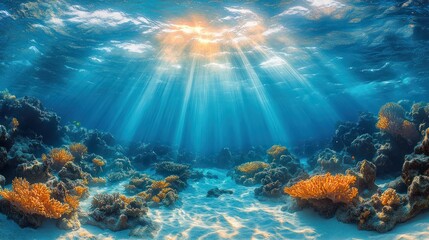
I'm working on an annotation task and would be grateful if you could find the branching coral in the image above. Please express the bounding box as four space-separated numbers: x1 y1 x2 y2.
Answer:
236 161 269 175
267 145 287 160
0 178 70 218
69 143 88 159
50 148 74 166
284 173 358 204
74 186 88 198
376 103 418 141
90 177 107 185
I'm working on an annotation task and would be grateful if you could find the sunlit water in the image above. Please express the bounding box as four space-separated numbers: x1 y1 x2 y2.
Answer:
1 0 428 152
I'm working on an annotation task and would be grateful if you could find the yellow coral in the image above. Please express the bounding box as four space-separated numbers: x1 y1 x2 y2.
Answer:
0 178 70 218
137 192 150 201
50 148 74 165
92 158 105 167
165 175 180 183
69 143 88 159
151 180 170 190
284 173 358 204
380 188 401 206
267 145 287 160
236 161 269 174
41 153 48 162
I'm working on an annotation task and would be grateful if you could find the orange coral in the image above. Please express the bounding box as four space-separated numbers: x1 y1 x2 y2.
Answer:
380 188 401 206
119 195 135 205
50 148 74 165
376 103 418 141
267 145 287 160
11 117 19 131
74 186 88 198
236 161 269 175
284 173 358 204
0 178 70 218
151 180 170 190
92 158 105 167
152 196 161 203
64 194 79 212
69 143 88 159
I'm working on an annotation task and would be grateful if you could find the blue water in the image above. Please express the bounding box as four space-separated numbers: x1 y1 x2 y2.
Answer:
0 0 428 153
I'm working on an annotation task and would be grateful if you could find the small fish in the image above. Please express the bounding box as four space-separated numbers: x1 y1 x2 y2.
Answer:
72 121 81 127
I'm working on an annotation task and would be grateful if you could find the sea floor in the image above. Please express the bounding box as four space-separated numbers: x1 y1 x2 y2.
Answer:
1 168 428 240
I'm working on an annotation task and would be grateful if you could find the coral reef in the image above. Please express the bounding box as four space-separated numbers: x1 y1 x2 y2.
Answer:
154 161 191 180
69 143 88 160
0 96 63 144
284 173 358 204
267 145 287 161
376 103 419 143
82 193 156 233
0 178 71 228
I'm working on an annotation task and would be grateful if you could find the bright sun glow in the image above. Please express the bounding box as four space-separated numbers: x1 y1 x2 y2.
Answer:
157 15 266 63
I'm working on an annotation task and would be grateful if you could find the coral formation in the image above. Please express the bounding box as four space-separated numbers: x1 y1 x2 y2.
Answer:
267 145 287 161
376 103 419 142
49 148 74 168
69 143 88 160
284 173 358 204
0 178 69 221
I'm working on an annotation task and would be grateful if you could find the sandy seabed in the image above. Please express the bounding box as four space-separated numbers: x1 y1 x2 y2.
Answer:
1 168 428 240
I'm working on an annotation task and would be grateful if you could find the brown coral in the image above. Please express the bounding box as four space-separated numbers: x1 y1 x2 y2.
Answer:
284 173 358 204
0 178 70 218
376 103 418 141
236 161 269 175
267 145 287 160
69 143 88 159
92 158 105 167
151 180 170 190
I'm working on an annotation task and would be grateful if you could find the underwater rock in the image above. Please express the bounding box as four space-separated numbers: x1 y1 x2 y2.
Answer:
309 148 350 173
206 187 233 198
63 124 88 143
216 147 233 169
385 177 407 194
0 146 7 170
401 153 429 185
0 199 45 228
373 136 414 176
0 125 13 150
0 174 5 187
254 180 283 200
410 103 429 130
345 160 377 197
347 134 376 161
56 212 80 230
414 128 429 156
133 152 157 168
83 130 119 158
0 96 63 144
83 193 149 232
331 112 377 151
107 158 137 182
16 160 53 184
58 162 90 181
152 144 171 156
154 161 191 180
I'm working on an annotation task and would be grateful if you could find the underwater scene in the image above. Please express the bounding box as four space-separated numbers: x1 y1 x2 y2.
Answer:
1 0 429 239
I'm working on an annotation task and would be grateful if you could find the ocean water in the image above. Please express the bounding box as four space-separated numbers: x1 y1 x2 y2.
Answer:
1 0 428 152
1 0 429 239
